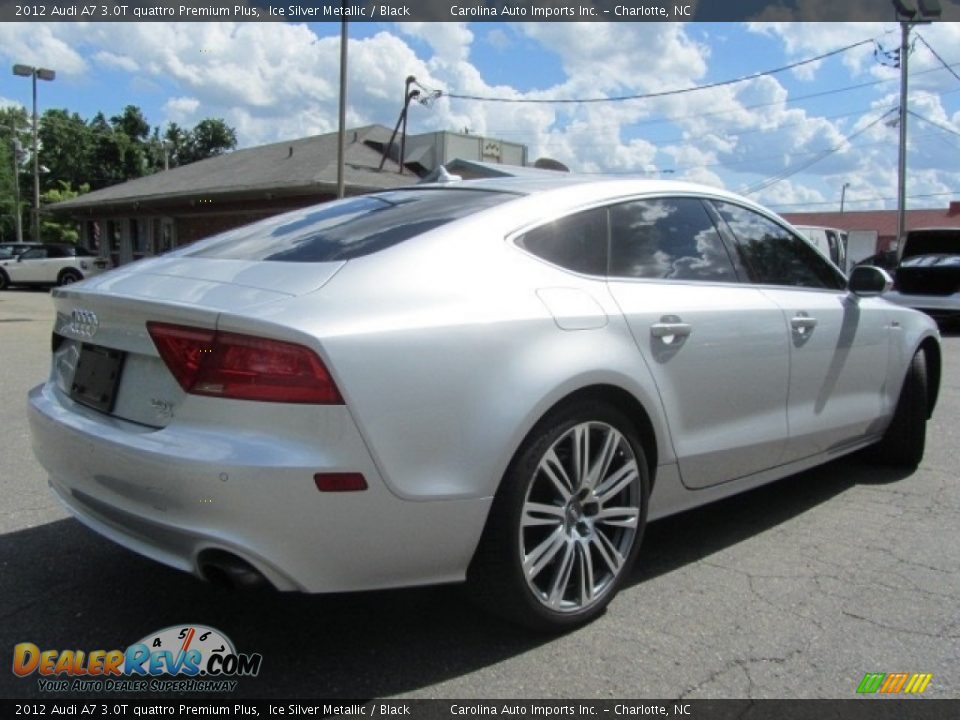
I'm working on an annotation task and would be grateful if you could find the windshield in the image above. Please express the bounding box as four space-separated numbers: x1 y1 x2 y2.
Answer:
177 189 517 263
902 229 960 258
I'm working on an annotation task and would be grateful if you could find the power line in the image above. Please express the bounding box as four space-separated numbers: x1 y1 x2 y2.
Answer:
426 38 876 105
478 61 960 140
740 108 898 196
768 189 960 210
916 33 960 86
908 109 960 140
530 105 898 154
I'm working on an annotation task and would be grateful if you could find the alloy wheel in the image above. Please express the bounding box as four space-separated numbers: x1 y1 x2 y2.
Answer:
518 421 642 613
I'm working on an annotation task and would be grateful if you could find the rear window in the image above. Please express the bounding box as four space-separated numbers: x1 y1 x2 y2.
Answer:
902 230 960 258
179 189 516 262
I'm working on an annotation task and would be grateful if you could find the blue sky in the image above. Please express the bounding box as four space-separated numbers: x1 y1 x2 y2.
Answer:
1 20 959 212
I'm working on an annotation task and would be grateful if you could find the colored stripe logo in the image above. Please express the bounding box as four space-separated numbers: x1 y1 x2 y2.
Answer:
857 672 933 694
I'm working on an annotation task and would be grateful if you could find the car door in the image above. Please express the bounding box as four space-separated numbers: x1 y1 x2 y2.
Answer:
711 201 891 463
605 196 790 489
9 247 49 282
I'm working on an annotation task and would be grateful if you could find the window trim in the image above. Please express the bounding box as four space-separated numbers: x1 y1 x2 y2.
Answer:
708 199 848 293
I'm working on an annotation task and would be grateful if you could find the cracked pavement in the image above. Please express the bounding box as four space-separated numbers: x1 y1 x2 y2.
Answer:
1 289 957 699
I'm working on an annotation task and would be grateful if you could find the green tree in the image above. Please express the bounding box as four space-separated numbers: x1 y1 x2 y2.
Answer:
38 109 93 192
0 106 30 242
182 118 237 164
28 105 238 204
39 180 89 243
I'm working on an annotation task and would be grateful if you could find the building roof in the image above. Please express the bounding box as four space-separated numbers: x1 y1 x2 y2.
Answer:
51 124 416 213
782 202 960 236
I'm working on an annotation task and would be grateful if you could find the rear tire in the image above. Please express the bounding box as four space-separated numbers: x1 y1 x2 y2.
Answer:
467 400 650 631
876 350 928 468
58 269 82 286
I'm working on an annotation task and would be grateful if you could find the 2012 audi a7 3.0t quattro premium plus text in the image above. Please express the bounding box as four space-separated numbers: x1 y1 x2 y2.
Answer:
28 177 940 630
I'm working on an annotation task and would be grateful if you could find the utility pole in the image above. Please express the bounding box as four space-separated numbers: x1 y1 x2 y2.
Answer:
896 19 909 249
892 0 941 256
336 15 348 199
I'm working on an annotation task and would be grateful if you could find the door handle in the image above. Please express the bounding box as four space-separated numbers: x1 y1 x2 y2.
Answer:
651 317 692 342
790 314 818 336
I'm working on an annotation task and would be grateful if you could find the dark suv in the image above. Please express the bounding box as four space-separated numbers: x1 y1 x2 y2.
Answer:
884 228 960 324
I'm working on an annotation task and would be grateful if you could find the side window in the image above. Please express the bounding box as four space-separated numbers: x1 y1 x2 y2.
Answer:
609 197 739 282
516 207 608 276
712 202 845 290
19 248 48 260
46 246 69 258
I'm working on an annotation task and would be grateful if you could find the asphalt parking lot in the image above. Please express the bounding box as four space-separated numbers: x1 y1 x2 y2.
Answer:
1 288 958 700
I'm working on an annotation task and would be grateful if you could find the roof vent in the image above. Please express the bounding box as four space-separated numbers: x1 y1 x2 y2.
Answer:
949 201 960 216
288 146 293 158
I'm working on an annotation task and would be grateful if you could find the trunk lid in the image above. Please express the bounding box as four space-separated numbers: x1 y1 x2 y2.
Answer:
50 258 344 428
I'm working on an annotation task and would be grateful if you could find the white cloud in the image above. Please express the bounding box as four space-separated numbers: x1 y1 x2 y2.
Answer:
396 22 473 64
0 23 88 75
163 96 201 124
93 51 138 72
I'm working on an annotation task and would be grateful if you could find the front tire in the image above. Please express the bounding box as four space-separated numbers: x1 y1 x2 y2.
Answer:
0 269 8 290
468 401 650 631
876 350 928 468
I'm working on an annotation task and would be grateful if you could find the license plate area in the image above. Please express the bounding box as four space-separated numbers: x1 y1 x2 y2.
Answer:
70 343 126 413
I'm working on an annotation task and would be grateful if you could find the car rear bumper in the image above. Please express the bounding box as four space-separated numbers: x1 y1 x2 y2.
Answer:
28 382 491 593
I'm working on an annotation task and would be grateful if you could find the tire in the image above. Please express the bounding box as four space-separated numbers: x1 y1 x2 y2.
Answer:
0 269 8 291
876 350 928 468
467 400 650 631
58 269 82 286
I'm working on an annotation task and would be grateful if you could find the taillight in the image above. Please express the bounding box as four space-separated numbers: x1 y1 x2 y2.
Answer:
147 322 343 404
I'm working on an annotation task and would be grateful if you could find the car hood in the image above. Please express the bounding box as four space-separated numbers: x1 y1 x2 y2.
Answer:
57 256 346 311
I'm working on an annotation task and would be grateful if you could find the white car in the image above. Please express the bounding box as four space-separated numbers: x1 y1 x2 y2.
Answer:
0 243 111 290
792 225 848 272
27 177 940 630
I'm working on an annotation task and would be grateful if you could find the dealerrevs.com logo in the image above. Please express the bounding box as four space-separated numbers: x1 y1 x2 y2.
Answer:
13 625 262 693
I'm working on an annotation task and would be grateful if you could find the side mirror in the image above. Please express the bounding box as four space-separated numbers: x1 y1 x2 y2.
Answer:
848 265 893 297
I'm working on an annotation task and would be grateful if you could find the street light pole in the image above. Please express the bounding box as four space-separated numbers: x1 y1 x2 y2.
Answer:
12 63 56 243
840 182 851 213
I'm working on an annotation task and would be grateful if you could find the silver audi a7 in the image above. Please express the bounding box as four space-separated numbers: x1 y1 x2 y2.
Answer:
28 176 940 630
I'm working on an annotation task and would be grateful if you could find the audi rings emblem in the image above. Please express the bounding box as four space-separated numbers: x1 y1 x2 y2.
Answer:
68 309 100 339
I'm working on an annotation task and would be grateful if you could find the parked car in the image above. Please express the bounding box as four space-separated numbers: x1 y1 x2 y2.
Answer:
27 177 940 630
792 225 848 271
884 228 960 326
0 242 43 260
0 243 112 290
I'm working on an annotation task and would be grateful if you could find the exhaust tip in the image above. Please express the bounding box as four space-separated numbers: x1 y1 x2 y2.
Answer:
198 550 273 591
